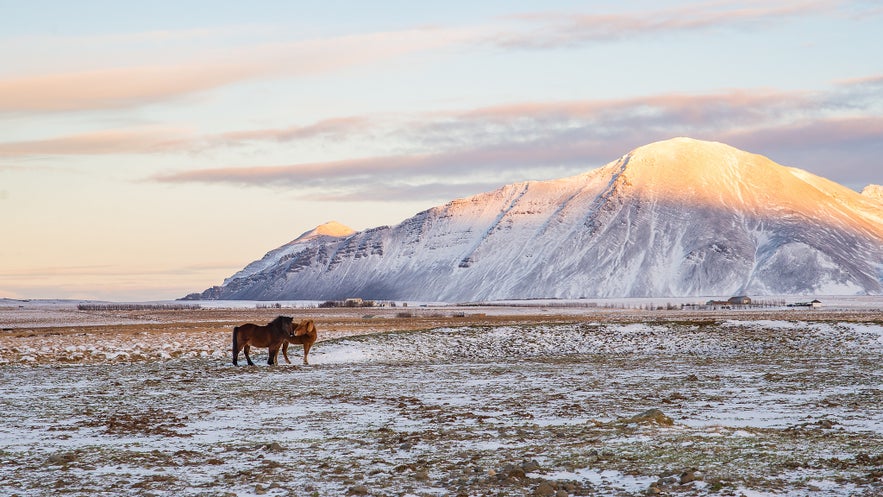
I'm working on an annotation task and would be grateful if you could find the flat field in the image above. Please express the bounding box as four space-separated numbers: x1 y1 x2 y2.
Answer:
1 301 881 496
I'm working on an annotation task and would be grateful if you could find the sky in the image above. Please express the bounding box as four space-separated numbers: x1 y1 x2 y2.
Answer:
1 0 882 301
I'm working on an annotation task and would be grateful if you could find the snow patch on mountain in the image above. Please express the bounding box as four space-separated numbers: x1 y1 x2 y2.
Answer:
862 184 883 203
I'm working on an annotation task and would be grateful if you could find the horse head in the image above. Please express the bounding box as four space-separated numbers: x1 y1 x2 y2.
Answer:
270 315 296 338
294 319 316 337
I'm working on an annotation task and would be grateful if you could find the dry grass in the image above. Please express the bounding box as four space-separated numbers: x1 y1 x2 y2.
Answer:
2 304 881 364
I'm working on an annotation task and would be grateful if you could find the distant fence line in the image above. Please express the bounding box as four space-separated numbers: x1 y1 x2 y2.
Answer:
462 301 599 308
76 299 792 313
465 299 789 310
77 303 202 311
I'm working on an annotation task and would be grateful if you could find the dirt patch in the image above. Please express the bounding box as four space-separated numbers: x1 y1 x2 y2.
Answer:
82 407 191 438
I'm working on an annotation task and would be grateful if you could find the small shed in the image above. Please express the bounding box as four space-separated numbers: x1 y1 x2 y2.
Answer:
728 296 752 306
810 299 822 309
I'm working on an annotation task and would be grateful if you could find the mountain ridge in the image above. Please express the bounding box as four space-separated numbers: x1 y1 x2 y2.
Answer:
188 137 883 301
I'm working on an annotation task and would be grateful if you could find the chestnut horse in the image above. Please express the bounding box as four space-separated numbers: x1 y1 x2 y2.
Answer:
281 319 318 365
232 316 295 366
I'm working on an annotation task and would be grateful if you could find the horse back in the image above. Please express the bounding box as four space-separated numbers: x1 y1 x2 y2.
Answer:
235 323 273 348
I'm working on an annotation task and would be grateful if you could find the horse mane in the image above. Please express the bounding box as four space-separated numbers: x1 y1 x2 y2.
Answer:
270 315 293 326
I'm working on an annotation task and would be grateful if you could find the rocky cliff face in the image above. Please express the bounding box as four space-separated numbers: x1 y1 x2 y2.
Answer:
187 138 883 301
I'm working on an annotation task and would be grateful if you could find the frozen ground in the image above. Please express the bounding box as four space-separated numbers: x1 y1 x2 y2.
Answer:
0 319 881 496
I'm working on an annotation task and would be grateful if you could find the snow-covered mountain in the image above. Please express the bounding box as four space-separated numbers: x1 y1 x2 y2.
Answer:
188 138 883 301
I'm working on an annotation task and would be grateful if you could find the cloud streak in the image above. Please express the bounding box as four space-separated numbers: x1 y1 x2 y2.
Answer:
206 117 373 148
0 116 376 158
491 0 844 48
0 28 467 113
0 127 192 156
0 64 256 113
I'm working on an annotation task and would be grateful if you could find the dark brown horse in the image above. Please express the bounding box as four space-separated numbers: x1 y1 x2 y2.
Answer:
232 316 295 366
281 319 318 365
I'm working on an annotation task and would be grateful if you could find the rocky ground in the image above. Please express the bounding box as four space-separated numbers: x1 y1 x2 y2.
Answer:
0 304 881 496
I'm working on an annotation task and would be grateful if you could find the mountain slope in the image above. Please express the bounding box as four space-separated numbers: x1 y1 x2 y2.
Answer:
189 138 883 301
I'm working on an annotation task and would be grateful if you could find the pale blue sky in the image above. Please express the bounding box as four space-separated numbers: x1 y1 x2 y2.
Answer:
1 0 881 300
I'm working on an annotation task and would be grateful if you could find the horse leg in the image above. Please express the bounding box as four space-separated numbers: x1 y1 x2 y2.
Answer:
232 329 240 366
268 344 280 365
244 344 255 366
281 342 291 364
302 342 313 365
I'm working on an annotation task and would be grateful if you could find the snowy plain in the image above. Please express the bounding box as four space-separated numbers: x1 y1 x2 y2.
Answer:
0 301 881 496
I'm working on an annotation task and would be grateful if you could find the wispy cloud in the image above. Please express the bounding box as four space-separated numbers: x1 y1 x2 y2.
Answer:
490 0 844 48
205 116 372 148
0 27 468 113
724 115 883 150
0 116 375 157
0 63 255 113
312 181 510 203
721 115 883 187
0 127 192 156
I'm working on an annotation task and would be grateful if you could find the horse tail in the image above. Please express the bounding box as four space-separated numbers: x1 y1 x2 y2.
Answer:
232 326 240 365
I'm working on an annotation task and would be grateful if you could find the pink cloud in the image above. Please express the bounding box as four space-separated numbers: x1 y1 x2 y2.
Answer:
0 28 467 113
457 89 806 124
209 116 371 147
153 154 439 186
0 117 373 157
0 63 257 113
834 74 883 86
151 136 649 189
723 115 883 150
0 127 192 156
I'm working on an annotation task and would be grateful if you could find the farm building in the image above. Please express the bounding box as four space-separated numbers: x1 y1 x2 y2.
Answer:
787 299 823 309
705 296 752 307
